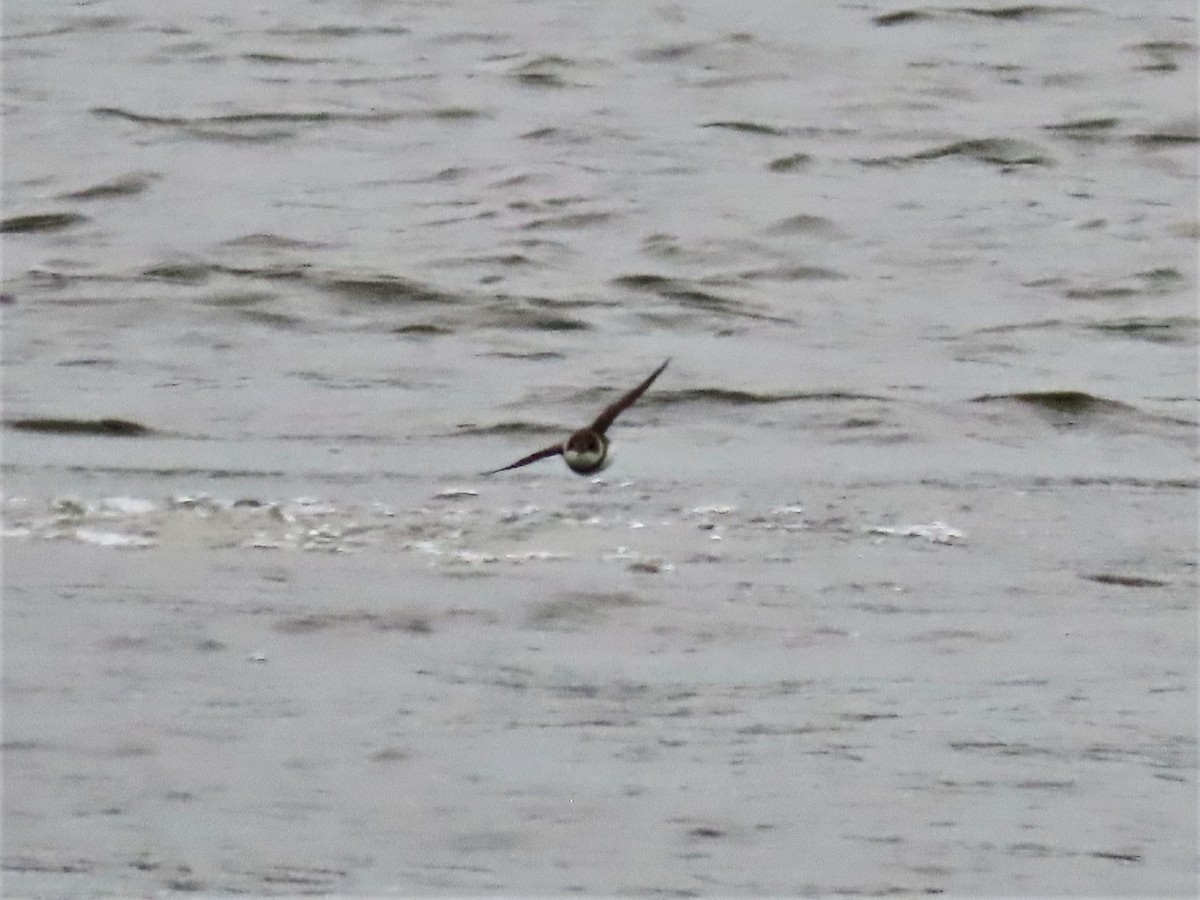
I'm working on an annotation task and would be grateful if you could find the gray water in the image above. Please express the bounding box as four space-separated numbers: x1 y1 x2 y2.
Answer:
3 1 1197 896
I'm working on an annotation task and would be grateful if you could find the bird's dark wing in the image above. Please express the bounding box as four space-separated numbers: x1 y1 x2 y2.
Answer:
481 442 563 475
589 358 670 435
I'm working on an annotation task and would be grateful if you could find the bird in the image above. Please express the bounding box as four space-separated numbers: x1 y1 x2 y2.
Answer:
482 358 669 476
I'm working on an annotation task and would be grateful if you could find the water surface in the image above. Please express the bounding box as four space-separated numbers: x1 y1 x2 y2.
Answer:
3 0 1197 895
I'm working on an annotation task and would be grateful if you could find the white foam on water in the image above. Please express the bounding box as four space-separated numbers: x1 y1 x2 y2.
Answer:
74 528 156 549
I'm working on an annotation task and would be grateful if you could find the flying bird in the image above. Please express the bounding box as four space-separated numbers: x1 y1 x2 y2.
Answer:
483 358 669 476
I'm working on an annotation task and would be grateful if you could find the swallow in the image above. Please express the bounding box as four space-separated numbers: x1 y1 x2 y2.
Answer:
483 358 669 476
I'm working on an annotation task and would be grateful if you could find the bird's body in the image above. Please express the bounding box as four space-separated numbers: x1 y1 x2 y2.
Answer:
483 358 669 476
562 427 609 474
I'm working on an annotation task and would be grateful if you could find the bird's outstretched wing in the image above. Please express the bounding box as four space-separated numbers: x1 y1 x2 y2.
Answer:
590 358 670 435
481 442 563 475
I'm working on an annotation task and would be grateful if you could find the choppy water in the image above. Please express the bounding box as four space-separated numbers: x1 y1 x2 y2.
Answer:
3 1 1197 895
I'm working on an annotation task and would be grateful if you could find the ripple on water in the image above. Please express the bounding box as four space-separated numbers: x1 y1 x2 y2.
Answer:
970 391 1194 433
857 137 1055 168
58 172 159 200
6 417 154 437
0 212 88 233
